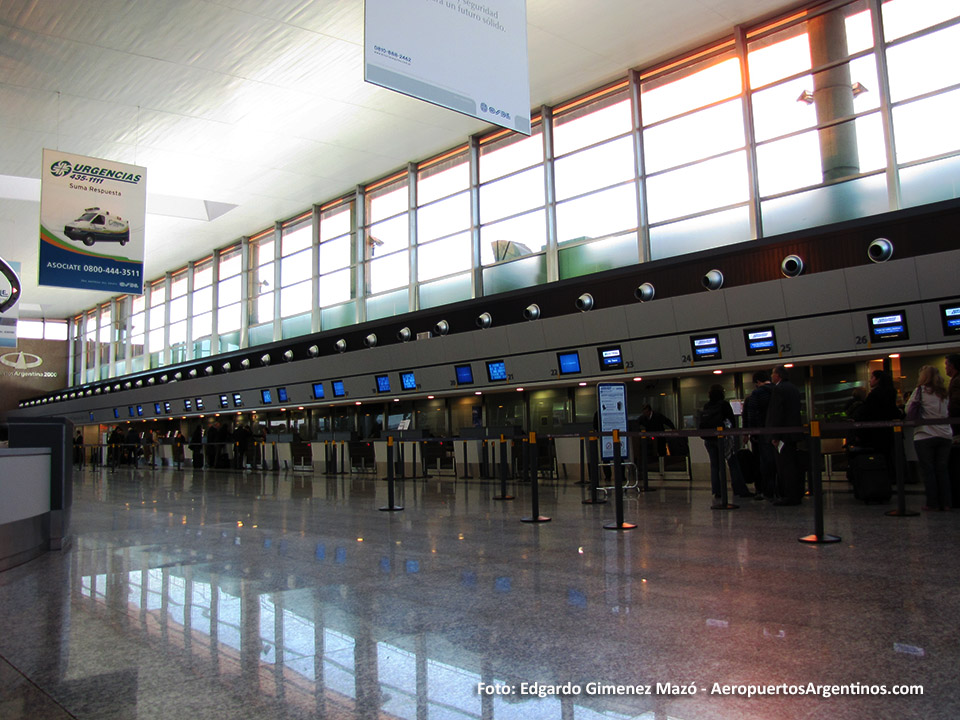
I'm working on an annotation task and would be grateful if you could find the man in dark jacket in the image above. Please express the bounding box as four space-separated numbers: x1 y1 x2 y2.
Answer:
744 369 776 499
766 365 803 505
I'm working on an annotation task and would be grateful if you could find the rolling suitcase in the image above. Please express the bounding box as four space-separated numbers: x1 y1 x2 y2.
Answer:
848 451 891 503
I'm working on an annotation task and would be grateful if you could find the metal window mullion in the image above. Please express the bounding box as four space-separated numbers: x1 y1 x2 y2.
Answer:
210 248 221 354
240 237 251 348
630 69 650 263
408 162 418 312
542 104 559 283
273 222 282 342
163 272 172 367
469 136 482 298
869 0 901 211
123 296 133 372
142 283 151 370
311 205 321 333
736 26 762 240
66 318 75 386
107 298 117 377
355 186 367 323
186 261 195 360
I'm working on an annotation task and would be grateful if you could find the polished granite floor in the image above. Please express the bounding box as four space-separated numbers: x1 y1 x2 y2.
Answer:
1 465 958 720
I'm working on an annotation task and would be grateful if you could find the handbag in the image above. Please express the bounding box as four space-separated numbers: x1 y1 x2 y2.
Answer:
905 389 923 422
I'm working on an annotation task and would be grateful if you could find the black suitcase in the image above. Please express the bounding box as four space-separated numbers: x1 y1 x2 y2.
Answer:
735 448 762 490
950 445 960 507
849 452 891 503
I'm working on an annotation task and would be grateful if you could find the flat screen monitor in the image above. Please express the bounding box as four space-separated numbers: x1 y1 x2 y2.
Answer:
232 393 243 407
941 303 960 336
455 364 474 385
184 399 192 411
154 403 162 415
195 398 204 410
375 375 391 393
744 327 777 356
486 360 507 382
690 334 722 360
128 406 135 418
89 412 95 422
277 387 288 403
557 351 581 375
219 394 229 409
163 402 171 414
312 383 325 399
261 389 272 404
113 408 120 419
597 345 623 371
332 380 346 398
401 371 416 390
868 310 908 343
136 405 143 417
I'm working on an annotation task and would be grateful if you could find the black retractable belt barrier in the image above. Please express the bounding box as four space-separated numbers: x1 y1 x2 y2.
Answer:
339 441 346 475
380 437 403 512
604 430 636 530
711 427 738 510
582 435 606 505
799 422 841 543
494 435 514 501
397 442 405 480
521 432 550 523
885 423 918 518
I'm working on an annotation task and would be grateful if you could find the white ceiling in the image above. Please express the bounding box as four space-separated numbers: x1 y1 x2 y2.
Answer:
0 0 798 320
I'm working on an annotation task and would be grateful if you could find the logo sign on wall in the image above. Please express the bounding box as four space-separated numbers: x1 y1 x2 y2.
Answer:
0 260 20 348
364 0 531 135
38 149 147 294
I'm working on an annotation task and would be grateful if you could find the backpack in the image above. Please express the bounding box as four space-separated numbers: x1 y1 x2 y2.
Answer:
698 402 725 430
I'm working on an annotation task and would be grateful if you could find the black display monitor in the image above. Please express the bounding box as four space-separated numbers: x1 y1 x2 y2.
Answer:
557 351 581 375
277 387 288 403
690 334 722 360
744 327 777 356
128 406 135 418
597 345 623 371
184 399 192 411
163 402 171 414
136 405 143 417
455 364 474 385
868 310 908 343
195 398 204 410
154 403 162 415
486 360 507 382
232 393 243 407
261 389 272 404
375 375 391 393
940 303 960 336
219 394 229 409
332 380 346 398
401 371 416 390
113 408 120 419
312 382 325 399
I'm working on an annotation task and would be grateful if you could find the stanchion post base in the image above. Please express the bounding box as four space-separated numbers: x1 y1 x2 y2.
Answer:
582 498 607 505
521 516 551 523
493 495 515 501
798 533 841 544
711 502 739 510
603 522 637 530
379 506 404 512
637 487 656 493
884 509 920 517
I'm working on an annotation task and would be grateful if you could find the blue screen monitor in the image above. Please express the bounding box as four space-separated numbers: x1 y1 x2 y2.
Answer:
486 360 507 382
163 402 171 414
557 351 581 375
868 310 908 342
690 334 722 360
455 364 474 385
277 387 288 403
942 304 960 336
332 380 346 398
128 406 135 418
597 345 623 371
312 383 325 399
232 393 243 407
401 371 416 390
261 389 272 404
219 394 229 408
154 403 162 415
195 398 204 410
113 408 120 419
89 412 95 422
744 327 777 356
136 405 143 417
184 399 192 411
375 375 391 393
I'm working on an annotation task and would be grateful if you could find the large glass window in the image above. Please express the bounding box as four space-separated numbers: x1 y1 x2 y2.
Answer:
365 175 409 301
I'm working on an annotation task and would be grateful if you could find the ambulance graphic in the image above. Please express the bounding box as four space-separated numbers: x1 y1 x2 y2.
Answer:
64 207 130 246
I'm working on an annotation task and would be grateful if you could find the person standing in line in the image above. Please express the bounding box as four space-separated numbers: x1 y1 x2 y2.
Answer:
946 354 960 442
766 365 803 506
73 430 84 469
906 365 952 511
743 370 776 500
700 384 753 500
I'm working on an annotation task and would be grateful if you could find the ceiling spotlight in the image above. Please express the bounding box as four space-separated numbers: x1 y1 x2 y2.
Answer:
135 379 143 387
781 254 804 277
308 345 319 357
240 358 251 369
173 372 182 381
261 354 271 366
702 269 724 291
121 382 130 390
204 366 214 376
222 362 231 373
335 339 347 353
476 312 493 329
868 238 893 263
635 282 655 302
523 304 540 321
434 320 450 336
124 381 132 389
188 369 198 378
576 293 594 312
147 377 155 385
95 387 102 394
364 333 378 348
397 326 412 342
283 349 294 362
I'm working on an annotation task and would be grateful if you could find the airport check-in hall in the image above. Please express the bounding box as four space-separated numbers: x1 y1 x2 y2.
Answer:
3 1 960 719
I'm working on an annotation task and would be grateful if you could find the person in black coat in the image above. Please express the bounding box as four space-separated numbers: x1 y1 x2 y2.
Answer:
852 369 900 451
743 369 776 499
766 365 803 505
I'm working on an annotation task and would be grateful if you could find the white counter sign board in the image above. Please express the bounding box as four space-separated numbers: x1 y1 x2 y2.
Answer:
39 149 146 294
597 382 628 461
364 0 531 135
0 261 20 348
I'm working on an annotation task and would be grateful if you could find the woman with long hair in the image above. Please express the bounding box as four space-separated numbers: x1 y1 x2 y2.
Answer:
907 365 952 510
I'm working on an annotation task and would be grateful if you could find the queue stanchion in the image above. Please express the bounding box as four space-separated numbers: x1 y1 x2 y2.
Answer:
340 440 346 475
885 422 918 518
710 427 738 510
380 437 403 511
582 435 606 505
494 435 514 501
521 432 550 523
604 430 636 530
397 441 405 480
575 436 589 485
638 433 653 492
800 421 841 543
460 441 471 479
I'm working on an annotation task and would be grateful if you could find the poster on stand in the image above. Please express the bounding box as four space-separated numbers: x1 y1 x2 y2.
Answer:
597 382 629 461
38 149 146 294
0 261 20 348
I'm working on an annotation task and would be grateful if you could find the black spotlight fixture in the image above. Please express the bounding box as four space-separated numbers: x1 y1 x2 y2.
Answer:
308 344 319 357
173 372 183 382
476 312 493 328
147 377 155 385
635 282 655 302
124 381 133 389
335 339 347 353
576 293 594 312
781 255 804 277
222 362 232 373
204 366 214 376
702 269 724 291
868 237 893 263
156 378 165 386
260 354 272 366
364 333 378 348
435 320 450 336
523 304 540 321
397 326 412 342
240 358 251 370
188 369 198 378
283 349 294 362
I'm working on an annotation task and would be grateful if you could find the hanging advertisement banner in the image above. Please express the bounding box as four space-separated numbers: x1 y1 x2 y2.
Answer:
0 260 20 348
364 0 531 135
38 149 146 294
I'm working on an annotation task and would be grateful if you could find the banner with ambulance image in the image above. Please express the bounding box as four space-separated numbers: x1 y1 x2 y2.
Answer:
38 149 146 294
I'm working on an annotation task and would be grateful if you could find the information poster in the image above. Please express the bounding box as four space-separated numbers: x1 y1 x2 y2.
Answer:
364 0 531 135
0 260 20 348
38 149 146 294
597 382 628 461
